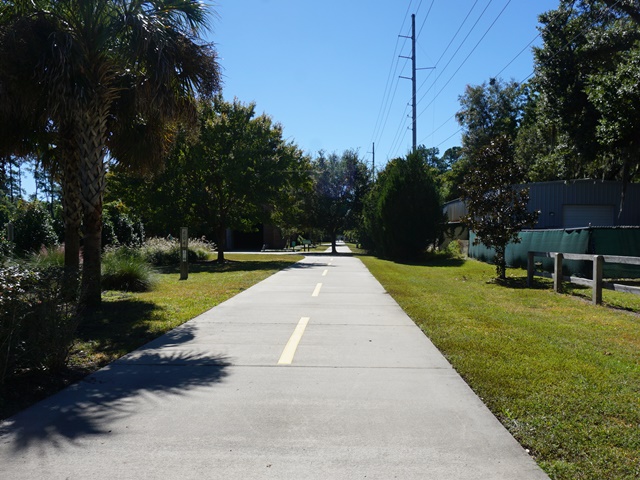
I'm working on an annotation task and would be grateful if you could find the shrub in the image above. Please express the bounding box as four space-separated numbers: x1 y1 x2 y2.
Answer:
101 247 157 292
20 267 81 372
101 213 119 249
364 152 443 261
187 237 215 262
445 239 464 259
11 201 58 256
0 229 12 261
0 264 38 384
0 264 80 384
102 201 145 249
0 194 14 230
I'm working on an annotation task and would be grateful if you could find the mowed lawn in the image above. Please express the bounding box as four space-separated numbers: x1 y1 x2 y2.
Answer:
359 255 640 480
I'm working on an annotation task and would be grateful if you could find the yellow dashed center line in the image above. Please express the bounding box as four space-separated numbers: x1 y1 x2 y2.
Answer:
277 317 310 365
322 269 328 277
312 283 323 297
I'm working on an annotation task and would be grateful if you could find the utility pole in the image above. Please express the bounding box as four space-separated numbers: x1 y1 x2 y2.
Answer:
411 14 417 152
400 14 417 153
400 14 434 154
372 142 375 180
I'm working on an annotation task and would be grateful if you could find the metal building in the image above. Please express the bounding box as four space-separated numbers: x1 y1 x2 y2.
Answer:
528 180 640 229
444 180 640 230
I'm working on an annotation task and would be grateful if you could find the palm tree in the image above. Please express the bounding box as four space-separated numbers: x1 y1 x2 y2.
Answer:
0 0 220 306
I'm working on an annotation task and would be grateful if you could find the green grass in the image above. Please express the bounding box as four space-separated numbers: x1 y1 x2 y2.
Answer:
73 254 302 367
358 254 640 480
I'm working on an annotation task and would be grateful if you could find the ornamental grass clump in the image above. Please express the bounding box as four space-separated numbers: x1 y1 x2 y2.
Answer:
101 247 157 292
140 237 215 266
28 245 65 268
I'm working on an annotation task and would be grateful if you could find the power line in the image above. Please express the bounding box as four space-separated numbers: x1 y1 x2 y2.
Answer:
417 0 513 119
420 0 625 150
370 38 406 145
436 127 463 148
386 103 412 159
415 0 492 106
416 0 435 39
370 1 417 147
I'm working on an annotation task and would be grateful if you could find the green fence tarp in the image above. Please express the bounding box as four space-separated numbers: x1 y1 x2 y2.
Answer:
469 227 640 278
592 228 640 278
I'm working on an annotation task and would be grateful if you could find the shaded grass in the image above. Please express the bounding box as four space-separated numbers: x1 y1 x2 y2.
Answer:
358 255 640 480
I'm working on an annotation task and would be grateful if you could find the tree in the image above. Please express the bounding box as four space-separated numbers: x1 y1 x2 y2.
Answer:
0 156 23 203
0 0 220 306
311 150 370 254
532 0 640 181
456 78 526 159
586 44 640 212
363 150 442 261
107 96 310 262
191 97 309 262
439 148 469 202
461 136 538 280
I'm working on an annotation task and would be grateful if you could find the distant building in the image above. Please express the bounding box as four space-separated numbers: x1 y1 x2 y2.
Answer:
444 179 640 230
443 180 640 275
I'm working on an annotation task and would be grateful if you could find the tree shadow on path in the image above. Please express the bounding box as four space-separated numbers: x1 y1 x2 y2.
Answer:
0 323 230 453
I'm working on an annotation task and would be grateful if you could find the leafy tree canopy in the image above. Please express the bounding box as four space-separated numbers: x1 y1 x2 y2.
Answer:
108 96 310 262
311 150 370 253
532 0 640 182
456 78 526 158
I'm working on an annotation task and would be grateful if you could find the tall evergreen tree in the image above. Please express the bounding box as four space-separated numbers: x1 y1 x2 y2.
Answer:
363 150 442 260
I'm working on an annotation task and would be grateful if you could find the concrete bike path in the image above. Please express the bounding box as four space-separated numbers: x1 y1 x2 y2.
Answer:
0 253 549 480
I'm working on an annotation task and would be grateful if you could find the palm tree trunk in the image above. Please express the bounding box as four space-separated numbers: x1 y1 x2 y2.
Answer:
59 125 82 291
77 104 109 307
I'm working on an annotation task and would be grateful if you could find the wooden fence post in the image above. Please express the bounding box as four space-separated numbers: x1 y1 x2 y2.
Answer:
527 251 534 287
593 255 603 305
554 253 563 293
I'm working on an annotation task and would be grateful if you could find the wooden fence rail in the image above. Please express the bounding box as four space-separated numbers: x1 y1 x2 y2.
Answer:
527 251 640 305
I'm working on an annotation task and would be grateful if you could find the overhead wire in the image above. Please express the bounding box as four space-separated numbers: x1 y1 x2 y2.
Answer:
384 0 436 160
387 103 412 159
415 0 493 107
416 0 435 39
417 0 513 118
419 0 625 149
369 0 416 148
377 0 624 159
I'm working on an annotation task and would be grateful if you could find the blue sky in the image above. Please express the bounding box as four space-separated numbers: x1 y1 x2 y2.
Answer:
212 0 559 170
18 1 559 195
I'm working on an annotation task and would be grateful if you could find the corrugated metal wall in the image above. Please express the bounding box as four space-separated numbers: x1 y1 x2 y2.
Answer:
444 181 640 229
443 199 467 223
527 180 640 228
